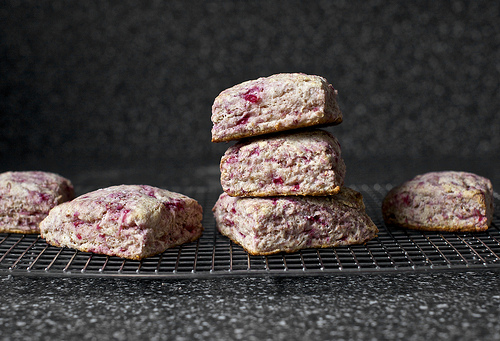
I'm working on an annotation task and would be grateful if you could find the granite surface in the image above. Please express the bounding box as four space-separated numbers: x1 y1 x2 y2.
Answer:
1 270 500 340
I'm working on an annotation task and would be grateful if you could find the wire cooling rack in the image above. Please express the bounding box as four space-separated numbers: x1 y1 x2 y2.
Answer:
1 184 499 278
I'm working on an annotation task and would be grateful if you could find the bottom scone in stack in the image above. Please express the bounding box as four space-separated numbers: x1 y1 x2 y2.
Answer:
211 73 378 255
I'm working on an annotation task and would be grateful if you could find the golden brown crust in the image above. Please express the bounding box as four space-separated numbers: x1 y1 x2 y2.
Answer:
383 215 490 233
211 117 343 143
224 233 376 256
225 185 342 198
0 226 40 234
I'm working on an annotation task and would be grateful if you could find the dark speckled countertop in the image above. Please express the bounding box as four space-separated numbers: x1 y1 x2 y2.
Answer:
2 271 500 340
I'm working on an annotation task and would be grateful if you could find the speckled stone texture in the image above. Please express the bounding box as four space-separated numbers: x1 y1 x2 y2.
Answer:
1 1 499 173
40 185 203 260
2 271 500 340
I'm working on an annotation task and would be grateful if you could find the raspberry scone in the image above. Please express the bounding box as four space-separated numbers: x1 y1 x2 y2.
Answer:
382 171 494 232
211 73 343 142
213 187 378 255
220 129 346 197
0 171 74 234
40 185 203 260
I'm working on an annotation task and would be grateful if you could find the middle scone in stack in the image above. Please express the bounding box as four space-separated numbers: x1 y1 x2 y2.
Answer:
211 73 378 255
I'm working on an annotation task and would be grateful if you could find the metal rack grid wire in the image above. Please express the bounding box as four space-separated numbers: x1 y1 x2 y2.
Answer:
1 184 499 278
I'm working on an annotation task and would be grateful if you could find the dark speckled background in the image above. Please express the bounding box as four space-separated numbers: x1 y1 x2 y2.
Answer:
1 0 499 189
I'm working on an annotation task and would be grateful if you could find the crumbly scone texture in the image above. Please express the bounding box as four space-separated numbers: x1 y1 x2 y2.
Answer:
382 171 494 232
212 187 378 255
211 73 342 142
220 129 346 197
0 171 74 234
40 185 203 260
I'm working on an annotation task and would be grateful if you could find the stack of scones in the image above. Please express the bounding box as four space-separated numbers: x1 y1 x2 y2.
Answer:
211 73 377 255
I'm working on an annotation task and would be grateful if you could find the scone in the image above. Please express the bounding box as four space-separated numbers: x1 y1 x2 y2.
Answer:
220 129 346 197
213 187 378 255
40 185 203 260
211 73 342 142
0 171 74 234
382 171 494 232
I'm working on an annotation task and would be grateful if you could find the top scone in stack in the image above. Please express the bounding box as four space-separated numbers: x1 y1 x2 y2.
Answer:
211 73 377 255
